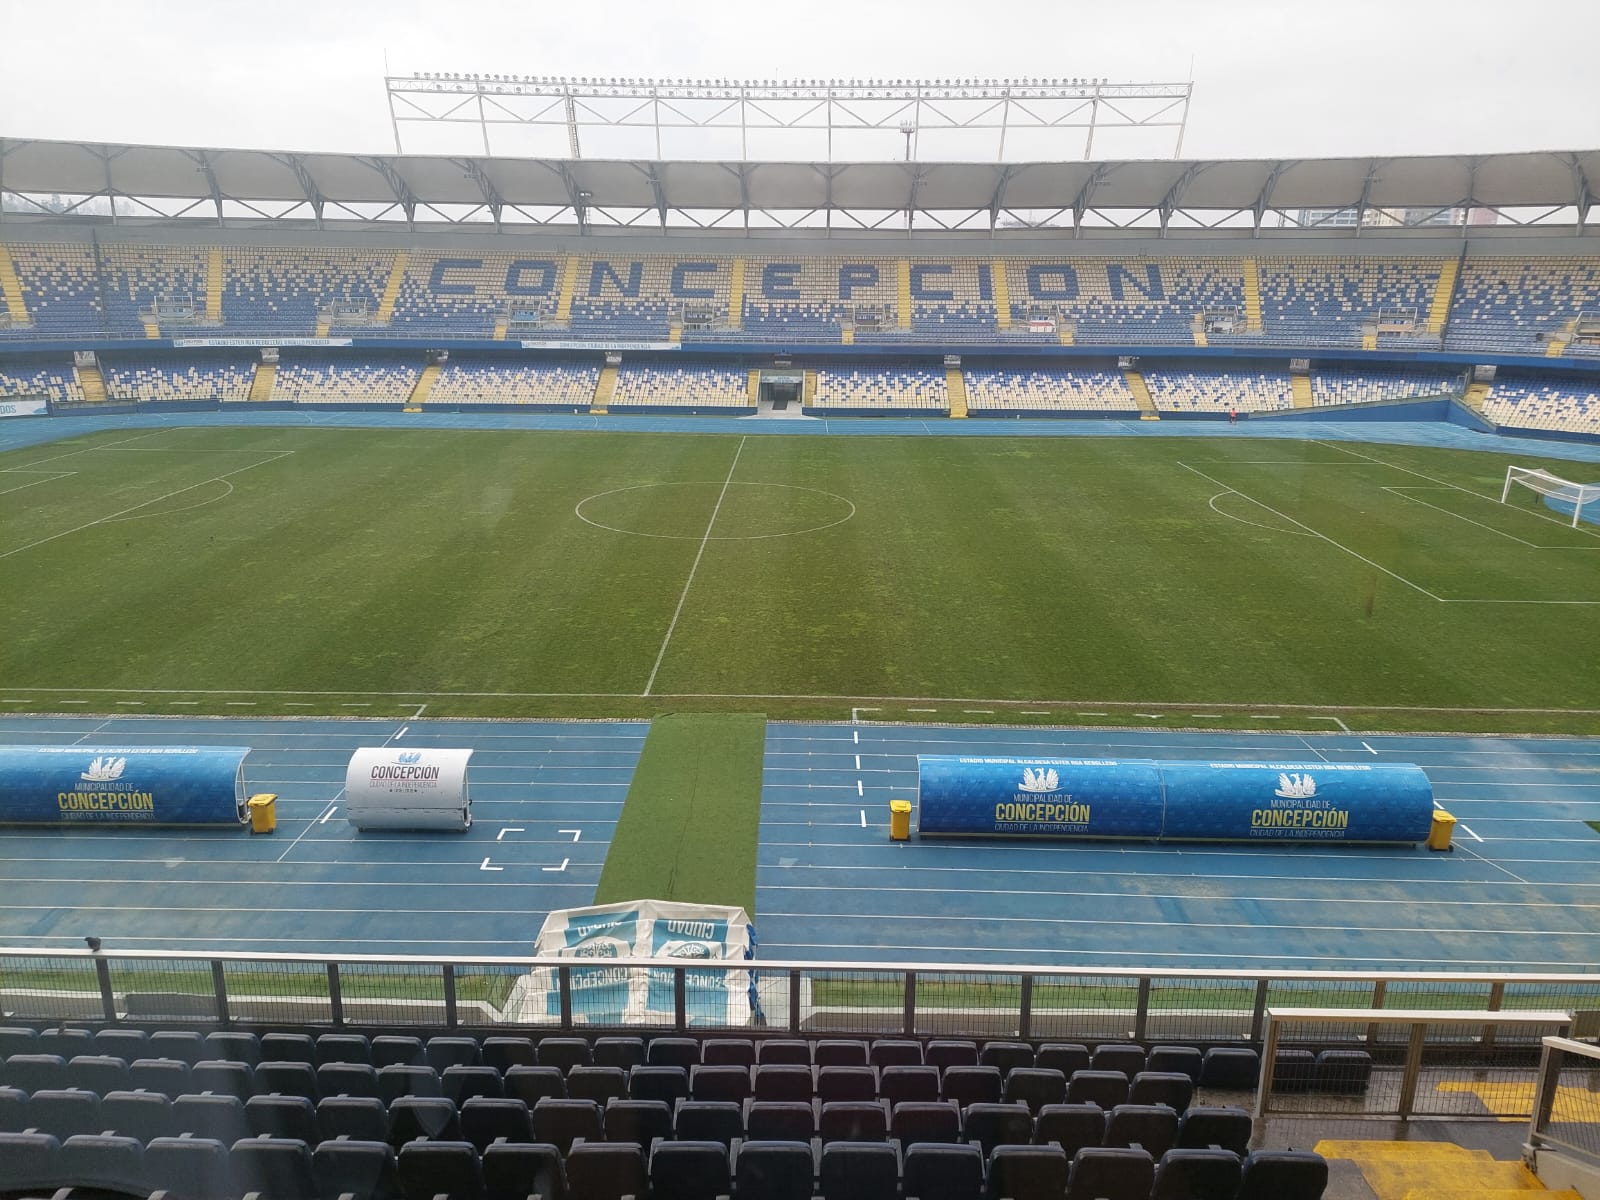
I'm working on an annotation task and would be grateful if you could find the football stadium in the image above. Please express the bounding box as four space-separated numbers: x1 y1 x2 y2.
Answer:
2 15 1600 1199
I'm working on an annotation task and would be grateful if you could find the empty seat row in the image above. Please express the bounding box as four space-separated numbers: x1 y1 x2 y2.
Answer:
0 1029 1257 1077
3 1077 1255 1161
1 1057 1232 1120
0 1126 1329 1200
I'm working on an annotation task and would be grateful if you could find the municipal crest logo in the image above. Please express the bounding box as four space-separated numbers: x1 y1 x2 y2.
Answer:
1019 767 1060 794
660 940 714 959
396 751 422 764
1275 772 1317 799
81 756 127 783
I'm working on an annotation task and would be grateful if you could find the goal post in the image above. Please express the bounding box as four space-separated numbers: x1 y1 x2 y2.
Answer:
1502 465 1600 528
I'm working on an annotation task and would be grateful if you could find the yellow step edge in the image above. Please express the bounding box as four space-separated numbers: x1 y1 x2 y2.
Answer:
991 261 1011 331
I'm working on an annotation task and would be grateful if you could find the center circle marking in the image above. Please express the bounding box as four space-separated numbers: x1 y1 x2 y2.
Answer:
574 481 857 541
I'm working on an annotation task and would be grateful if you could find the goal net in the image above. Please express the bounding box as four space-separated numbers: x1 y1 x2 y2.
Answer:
1501 465 1600 527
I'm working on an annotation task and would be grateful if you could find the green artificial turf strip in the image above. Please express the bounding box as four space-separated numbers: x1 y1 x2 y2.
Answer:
2 426 1598 729
594 712 766 912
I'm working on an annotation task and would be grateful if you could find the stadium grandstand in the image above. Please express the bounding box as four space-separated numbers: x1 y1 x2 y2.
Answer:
4 73 1600 1200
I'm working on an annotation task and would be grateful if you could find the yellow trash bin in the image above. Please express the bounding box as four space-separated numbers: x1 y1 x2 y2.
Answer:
889 799 913 841
1426 810 1455 852
248 793 278 836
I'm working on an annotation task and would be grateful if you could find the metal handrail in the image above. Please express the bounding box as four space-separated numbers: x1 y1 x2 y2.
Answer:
2 946 1596 982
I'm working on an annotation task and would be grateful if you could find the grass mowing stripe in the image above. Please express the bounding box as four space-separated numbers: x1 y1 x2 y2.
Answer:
595 713 765 913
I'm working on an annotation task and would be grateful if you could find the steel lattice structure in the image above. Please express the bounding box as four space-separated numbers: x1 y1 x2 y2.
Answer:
0 136 1593 236
384 74 1194 162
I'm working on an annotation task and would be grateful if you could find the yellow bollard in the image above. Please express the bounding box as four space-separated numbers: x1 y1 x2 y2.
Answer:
1426 810 1455 852
889 799 913 841
248 793 278 835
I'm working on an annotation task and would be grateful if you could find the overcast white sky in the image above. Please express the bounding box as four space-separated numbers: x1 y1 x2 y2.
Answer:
2 0 1597 161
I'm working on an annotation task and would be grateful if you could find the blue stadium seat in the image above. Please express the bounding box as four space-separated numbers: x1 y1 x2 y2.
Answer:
131 1057 192 1095
174 1093 251 1145
461 1096 536 1152
145 1135 234 1200
565 1140 647 1200
1236 1148 1329 1200
246 1093 319 1144
372 1036 427 1070
890 1101 961 1146
258 1061 320 1101
1150 1147 1242 1200
232 1135 318 1200
1103 1103 1180 1159
481 1037 538 1072
1066 1146 1154 1200
426 1036 482 1071
565 1065 627 1105
745 1100 815 1142
961 1102 1033 1156
505 1065 567 1105
602 1098 670 1149
820 1140 900 1200
61 1132 146 1194
102 1089 176 1143
702 1038 757 1067
1129 1071 1194 1114
259 1033 317 1066
1035 1104 1107 1158
904 1141 985 1200
1003 1068 1067 1114
819 1100 888 1144
389 1096 461 1147
443 1064 505 1105
531 1097 602 1154
312 1138 400 1200
590 1037 645 1070
0 1085 27 1133
29 1088 104 1139
205 1031 262 1067
398 1138 484 1200
1175 1106 1252 1156
68 1053 131 1094
1145 1046 1203 1085
0 1131 62 1195
1035 1045 1092 1076
92 1029 149 1061
987 1143 1069 1200
482 1140 566 1200
317 1096 391 1145
733 1139 816 1200
649 1138 731 1200
4 1052 67 1092
674 1100 743 1146
316 1034 372 1066
535 1037 592 1071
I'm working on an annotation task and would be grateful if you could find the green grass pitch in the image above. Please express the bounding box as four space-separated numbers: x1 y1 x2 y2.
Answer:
3 424 1599 731
595 713 766 912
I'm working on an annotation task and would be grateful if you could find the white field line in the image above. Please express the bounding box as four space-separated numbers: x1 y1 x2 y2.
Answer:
1317 438 1600 543
3 686 1600 719
0 472 74 497
8 429 169 470
1179 461 1446 602
0 452 292 562
1382 487 1545 547
642 435 746 697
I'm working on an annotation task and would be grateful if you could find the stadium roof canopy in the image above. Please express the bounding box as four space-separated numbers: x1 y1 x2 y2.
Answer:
1 136 1594 235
